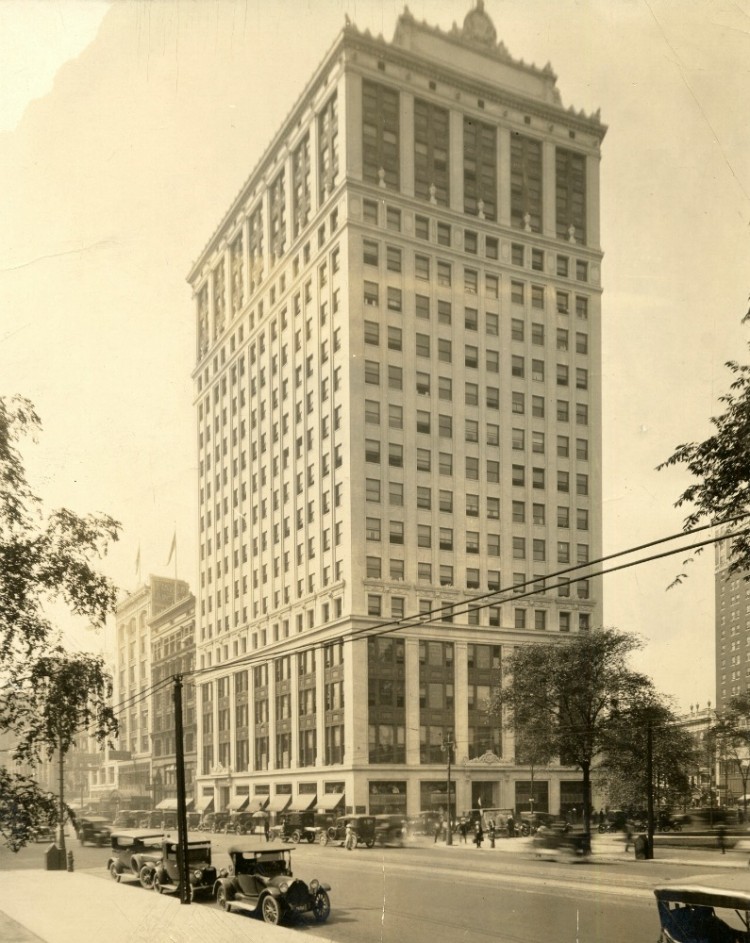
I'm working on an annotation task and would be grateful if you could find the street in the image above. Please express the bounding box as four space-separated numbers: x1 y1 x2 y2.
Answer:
2 830 738 943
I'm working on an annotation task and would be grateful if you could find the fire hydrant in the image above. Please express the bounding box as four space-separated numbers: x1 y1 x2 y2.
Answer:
66 850 74 872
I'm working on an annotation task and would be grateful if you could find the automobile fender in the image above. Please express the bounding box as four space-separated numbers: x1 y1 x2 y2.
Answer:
319 882 332 892
264 885 283 899
106 858 118 872
213 877 235 901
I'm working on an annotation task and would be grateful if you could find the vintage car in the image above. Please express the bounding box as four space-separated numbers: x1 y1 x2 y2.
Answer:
320 815 377 848
112 810 151 830
147 839 217 899
214 845 331 925
224 811 259 836
407 810 443 837
106 830 165 887
186 811 203 830
279 811 319 844
374 814 406 847
77 816 113 847
533 822 591 860
211 811 231 833
655 874 750 942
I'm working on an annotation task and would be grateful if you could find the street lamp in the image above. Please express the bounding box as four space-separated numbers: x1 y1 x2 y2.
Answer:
741 759 750 824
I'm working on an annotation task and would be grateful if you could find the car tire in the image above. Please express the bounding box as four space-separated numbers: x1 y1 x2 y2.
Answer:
312 890 331 923
216 885 231 912
261 894 281 925
365 839 375 849
306 833 315 843
327 826 337 842
110 863 120 882
153 876 164 894
291 830 302 844
139 866 155 890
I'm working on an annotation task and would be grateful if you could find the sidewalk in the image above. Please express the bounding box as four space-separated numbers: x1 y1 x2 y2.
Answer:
0 870 326 943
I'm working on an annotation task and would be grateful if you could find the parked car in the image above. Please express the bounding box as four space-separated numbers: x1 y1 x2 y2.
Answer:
112 810 151 830
226 812 260 836
320 815 377 848
407 811 443 837
374 814 406 847
106 831 165 887
186 811 203 830
214 844 331 925
147 838 217 899
211 812 231 833
518 812 557 836
279 811 318 844
77 816 112 847
30 823 55 843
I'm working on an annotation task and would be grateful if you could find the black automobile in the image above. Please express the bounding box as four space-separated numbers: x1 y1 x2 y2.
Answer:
279 811 318 844
106 830 165 887
77 816 112 847
321 815 376 848
374 814 406 847
214 845 331 925
211 811 231 833
148 839 217 899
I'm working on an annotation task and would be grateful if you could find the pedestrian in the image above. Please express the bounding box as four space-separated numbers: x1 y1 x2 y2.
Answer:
717 825 727 855
264 819 270 842
345 821 355 851
624 819 634 853
473 820 484 848
459 817 468 843
506 813 515 838
488 819 496 849
433 817 442 843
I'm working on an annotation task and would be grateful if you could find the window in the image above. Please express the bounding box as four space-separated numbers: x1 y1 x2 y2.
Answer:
531 323 544 346
466 456 479 480
366 517 381 541
532 359 544 382
417 486 432 509
416 294 430 319
388 365 402 390
437 222 451 246
465 419 478 442
415 254 430 280
465 345 479 368
464 268 478 294
576 438 589 460
464 230 478 253
387 287 402 312
512 355 525 378
515 609 527 629
560 612 571 633
365 439 380 463
557 364 569 386
576 473 589 496
511 318 524 342
390 521 404 545
386 245 402 272
418 562 432 582
486 311 499 335
532 468 545 489
576 403 589 425
512 243 525 266
439 452 453 475
463 117 497 219
389 443 403 467
487 423 500 445
512 392 525 415
366 478 381 503
417 525 431 548
512 428 525 451
363 199 378 224
531 248 544 271
556 149 587 244
487 386 500 409
532 503 545 525
557 436 569 458
576 295 589 319
417 448 431 472
511 281 525 305
386 207 401 231
532 431 545 454
414 98 450 205
439 490 453 512
438 377 452 400
415 215 430 239
533 539 546 562
416 371 430 394
365 400 380 424
557 328 569 351
466 493 479 517
465 307 478 331
367 556 382 578
557 291 570 315
558 506 570 528
486 236 499 259
388 326 402 351
364 321 379 345
416 410 431 434
512 465 525 487
364 281 379 306
389 481 403 506
557 255 569 278
531 285 545 309
389 404 403 428
576 368 588 390
577 508 589 531
362 80 399 190
576 332 588 355
438 414 452 437
363 240 379 266
438 300 452 324
487 496 500 519
557 471 569 493
532 395 545 418
465 383 479 406
558 399 569 422
440 565 454 586
535 610 547 631
510 134 542 232
512 500 525 523
438 338 452 362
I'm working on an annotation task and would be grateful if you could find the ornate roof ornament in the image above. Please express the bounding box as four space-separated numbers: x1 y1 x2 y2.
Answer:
462 0 497 47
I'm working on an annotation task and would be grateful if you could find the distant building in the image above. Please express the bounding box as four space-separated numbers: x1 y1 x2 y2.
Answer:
715 537 750 711
188 3 605 818
109 575 190 810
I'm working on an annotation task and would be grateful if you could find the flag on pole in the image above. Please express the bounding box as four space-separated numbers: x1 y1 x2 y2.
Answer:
166 531 177 566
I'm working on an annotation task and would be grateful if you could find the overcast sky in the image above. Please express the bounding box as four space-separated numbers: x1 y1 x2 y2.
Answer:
1 0 749 711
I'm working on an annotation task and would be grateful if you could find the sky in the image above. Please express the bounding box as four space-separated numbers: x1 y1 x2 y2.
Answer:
1 0 749 711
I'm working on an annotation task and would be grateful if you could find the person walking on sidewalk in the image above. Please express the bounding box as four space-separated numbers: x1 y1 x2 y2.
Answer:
624 819 635 853
473 820 484 848
345 821 356 851
717 824 728 855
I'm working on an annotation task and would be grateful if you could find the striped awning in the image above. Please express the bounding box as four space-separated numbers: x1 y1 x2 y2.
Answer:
289 794 317 812
196 797 215 813
265 795 292 813
246 797 268 813
317 793 345 811
227 796 249 813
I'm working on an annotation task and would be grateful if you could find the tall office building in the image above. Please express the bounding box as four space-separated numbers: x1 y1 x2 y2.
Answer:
189 3 605 820
715 538 750 712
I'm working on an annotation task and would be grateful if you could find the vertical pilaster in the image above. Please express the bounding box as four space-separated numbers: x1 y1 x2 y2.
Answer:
449 109 463 214
400 91 414 197
542 140 556 238
585 151 601 249
497 128 511 228
315 646 326 768
343 70 362 183
268 667 277 770
405 639 421 765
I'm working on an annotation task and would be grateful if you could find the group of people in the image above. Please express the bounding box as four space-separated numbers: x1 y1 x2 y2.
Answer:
433 813 520 846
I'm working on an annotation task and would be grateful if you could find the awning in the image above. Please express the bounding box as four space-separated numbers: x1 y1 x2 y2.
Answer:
266 795 292 813
227 796 249 813
156 798 194 811
246 797 268 813
317 793 345 812
196 797 215 813
289 795 317 812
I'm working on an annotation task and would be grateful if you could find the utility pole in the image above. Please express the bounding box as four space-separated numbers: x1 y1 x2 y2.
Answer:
444 729 454 846
173 674 190 904
646 715 654 860
56 734 66 858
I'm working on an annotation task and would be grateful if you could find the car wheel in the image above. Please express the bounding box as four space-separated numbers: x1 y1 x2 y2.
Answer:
110 863 120 882
291 830 302 844
153 876 164 894
139 866 155 890
327 827 337 842
261 895 281 925
306 833 315 843
216 885 230 911
312 890 331 923
365 839 375 849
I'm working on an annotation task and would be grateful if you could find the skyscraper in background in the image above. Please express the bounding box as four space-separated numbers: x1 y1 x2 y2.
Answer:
188 2 605 820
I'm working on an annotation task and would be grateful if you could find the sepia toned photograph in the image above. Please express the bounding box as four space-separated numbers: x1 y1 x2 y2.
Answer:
1 1 749 940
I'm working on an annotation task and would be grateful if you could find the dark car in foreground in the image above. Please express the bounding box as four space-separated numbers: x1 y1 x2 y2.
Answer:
77 816 112 847
215 845 331 925
149 839 216 899
106 831 165 887
374 815 406 846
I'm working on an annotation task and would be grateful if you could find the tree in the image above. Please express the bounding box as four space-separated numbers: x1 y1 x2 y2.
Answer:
490 628 654 840
0 396 120 851
596 699 696 814
0 769 60 853
659 341 750 577
710 694 750 820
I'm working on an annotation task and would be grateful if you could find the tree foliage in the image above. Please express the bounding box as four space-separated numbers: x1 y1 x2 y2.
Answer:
710 694 750 807
490 628 654 836
596 699 696 813
0 396 121 850
0 769 61 853
658 346 750 576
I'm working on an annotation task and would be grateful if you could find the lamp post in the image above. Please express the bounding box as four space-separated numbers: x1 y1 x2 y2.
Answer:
442 728 454 846
741 759 750 824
